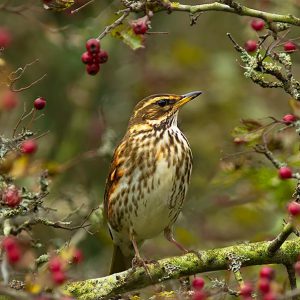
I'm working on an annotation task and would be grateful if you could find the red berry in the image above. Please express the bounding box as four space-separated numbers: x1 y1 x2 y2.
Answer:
240 282 253 297
263 293 277 300
278 166 293 179
2 186 21 207
72 249 83 264
245 40 258 52
86 39 100 54
260 266 275 280
86 63 100 75
21 139 38 154
52 270 66 285
0 27 12 48
1 91 18 110
98 50 108 64
49 256 62 273
81 51 93 64
34 97 46 110
7 247 21 264
2 236 17 251
251 19 265 31
258 278 271 294
295 261 300 275
192 290 206 300
192 277 205 290
282 114 297 124
288 201 300 216
132 20 148 35
284 41 297 52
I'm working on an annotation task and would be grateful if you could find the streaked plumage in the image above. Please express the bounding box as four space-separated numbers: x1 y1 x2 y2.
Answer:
104 91 202 274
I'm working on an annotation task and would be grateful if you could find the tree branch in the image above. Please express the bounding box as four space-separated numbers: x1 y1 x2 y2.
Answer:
285 263 298 300
268 222 294 255
168 2 300 26
65 238 300 300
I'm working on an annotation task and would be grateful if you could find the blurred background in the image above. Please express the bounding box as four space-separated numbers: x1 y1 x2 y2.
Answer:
1 0 300 292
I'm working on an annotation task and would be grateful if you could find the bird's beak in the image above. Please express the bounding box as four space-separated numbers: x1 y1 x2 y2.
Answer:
176 91 203 108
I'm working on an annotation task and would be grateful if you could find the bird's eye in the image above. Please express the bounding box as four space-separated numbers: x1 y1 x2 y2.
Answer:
156 99 168 107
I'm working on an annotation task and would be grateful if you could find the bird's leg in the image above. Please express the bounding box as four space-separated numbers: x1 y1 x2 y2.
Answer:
164 227 189 253
130 234 152 279
164 227 202 260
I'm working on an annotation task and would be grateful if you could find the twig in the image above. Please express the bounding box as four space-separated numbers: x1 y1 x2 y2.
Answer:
11 73 47 93
166 2 300 26
12 106 34 138
285 264 298 300
97 9 131 40
71 0 94 14
7 59 47 93
268 222 294 255
10 217 91 235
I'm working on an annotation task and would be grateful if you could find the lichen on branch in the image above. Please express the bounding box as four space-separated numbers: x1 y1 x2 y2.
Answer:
65 238 300 300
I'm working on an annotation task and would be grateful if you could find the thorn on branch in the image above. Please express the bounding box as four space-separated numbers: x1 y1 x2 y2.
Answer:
189 12 202 26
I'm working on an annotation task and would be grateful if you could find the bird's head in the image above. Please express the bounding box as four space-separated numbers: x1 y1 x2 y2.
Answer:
128 91 202 131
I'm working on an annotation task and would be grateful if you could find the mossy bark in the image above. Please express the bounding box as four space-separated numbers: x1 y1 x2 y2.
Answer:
65 238 300 300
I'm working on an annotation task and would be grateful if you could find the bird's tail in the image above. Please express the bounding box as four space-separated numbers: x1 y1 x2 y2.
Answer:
109 245 133 274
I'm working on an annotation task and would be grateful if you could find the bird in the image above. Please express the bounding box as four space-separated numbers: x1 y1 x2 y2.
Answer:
104 91 202 274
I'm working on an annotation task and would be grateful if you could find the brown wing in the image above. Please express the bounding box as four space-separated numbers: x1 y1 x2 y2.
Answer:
103 139 127 221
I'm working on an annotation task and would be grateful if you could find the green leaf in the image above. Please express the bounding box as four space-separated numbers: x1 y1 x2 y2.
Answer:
232 119 264 145
43 0 75 11
111 25 144 50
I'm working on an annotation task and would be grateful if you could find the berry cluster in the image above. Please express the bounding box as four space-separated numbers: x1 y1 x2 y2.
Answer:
2 236 21 264
192 277 206 300
81 39 108 76
48 249 83 285
240 266 276 300
245 19 298 53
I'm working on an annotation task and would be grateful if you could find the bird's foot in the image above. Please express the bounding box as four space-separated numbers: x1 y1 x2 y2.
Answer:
131 255 153 280
185 249 202 261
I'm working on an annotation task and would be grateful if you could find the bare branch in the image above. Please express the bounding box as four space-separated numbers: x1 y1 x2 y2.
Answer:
97 8 131 40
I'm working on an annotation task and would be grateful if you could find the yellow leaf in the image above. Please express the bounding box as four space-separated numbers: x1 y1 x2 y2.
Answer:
10 156 29 178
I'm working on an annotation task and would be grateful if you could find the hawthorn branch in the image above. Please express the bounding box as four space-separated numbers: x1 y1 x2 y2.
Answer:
285 264 298 299
65 238 300 300
97 9 131 40
9 217 90 235
167 2 300 26
268 222 294 255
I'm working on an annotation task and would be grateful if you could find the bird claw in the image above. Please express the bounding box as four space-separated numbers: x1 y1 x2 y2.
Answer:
185 249 202 262
131 256 153 280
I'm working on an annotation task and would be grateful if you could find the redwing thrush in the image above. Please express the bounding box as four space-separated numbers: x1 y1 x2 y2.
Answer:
104 91 202 274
